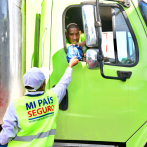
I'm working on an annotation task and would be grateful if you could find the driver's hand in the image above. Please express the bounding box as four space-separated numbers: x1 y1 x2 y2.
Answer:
72 41 86 49
68 56 79 68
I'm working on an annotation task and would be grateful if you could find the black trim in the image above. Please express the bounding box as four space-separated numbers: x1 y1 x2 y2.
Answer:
144 142 147 147
59 89 68 110
54 139 126 147
126 121 147 142
62 4 139 67
25 93 44 97
0 124 2 131
52 85 68 110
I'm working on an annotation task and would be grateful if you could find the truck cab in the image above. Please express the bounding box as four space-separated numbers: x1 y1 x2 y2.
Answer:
0 0 147 146
37 0 147 146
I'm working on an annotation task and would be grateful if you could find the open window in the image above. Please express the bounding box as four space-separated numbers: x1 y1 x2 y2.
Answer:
64 6 86 62
63 4 138 66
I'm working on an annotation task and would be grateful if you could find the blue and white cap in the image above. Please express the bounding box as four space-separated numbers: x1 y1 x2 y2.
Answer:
23 67 50 91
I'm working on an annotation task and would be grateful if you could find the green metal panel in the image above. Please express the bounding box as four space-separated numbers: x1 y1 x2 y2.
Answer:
31 13 40 68
21 0 26 80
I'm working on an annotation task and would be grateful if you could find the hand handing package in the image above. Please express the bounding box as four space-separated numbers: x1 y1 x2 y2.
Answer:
66 45 83 63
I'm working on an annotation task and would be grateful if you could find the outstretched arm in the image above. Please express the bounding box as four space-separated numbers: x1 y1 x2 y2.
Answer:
51 57 79 103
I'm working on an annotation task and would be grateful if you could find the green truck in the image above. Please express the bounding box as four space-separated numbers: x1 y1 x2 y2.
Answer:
0 0 147 146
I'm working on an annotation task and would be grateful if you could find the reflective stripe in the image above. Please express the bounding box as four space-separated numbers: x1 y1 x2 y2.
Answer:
13 129 56 141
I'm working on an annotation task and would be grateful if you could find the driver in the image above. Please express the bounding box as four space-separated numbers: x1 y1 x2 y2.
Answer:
66 23 110 63
66 23 87 54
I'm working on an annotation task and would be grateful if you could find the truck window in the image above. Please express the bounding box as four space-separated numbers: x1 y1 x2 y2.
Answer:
64 7 86 62
102 7 136 65
113 7 136 65
139 0 147 25
64 6 137 65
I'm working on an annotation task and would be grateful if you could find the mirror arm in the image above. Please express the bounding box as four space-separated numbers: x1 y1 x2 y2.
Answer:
81 0 130 8
96 0 126 82
99 61 126 81
97 55 126 81
113 0 131 8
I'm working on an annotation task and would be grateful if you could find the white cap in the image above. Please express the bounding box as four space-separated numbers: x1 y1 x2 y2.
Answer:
23 67 50 91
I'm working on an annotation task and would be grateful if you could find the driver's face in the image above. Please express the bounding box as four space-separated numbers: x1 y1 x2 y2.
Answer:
66 28 80 44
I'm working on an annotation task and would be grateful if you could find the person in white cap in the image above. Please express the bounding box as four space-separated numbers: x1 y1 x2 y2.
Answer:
0 56 79 147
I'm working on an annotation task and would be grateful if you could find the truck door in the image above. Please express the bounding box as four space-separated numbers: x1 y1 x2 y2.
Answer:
40 0 147 146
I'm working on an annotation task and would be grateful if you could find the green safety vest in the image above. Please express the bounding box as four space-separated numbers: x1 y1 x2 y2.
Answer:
8 90 59 147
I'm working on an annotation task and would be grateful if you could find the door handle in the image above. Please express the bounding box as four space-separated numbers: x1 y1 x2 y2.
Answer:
117 71 132 79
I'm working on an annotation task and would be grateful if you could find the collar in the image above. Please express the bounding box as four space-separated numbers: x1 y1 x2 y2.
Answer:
25 91 44 97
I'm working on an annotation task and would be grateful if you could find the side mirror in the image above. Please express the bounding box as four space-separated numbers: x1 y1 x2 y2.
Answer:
83 1 126 81
86 49 99 69
82 5 98 47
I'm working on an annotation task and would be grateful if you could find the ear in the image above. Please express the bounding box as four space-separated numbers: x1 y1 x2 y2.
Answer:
79 30 81 35
66 32 68 38
40 81 46 89
40 83 44 89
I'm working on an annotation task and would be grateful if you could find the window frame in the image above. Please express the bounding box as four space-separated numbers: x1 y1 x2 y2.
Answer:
62 4 83 54
62 4 139 67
